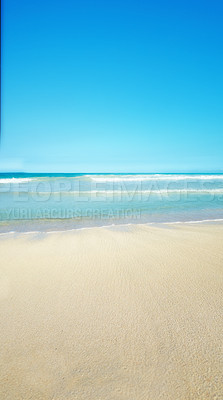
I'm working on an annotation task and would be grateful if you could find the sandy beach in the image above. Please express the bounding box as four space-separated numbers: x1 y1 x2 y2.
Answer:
0 223 223 399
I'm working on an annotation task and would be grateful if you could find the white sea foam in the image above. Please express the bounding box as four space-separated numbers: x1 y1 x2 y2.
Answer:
89 174 223 182
0 178 34 184
164 219 223 224
1 175 222 185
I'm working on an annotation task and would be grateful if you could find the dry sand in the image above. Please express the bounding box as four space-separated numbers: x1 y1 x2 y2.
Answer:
0 223 223 400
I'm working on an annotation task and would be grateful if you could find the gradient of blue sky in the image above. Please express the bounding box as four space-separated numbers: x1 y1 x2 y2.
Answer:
1 0 223 172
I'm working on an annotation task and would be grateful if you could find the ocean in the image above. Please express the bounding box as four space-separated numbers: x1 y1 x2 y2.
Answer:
0 172 223 233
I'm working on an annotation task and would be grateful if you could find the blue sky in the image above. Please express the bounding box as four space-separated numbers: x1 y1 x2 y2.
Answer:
1 0 223 172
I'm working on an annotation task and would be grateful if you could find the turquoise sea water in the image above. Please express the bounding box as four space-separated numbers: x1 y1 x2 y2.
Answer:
0 173 223 233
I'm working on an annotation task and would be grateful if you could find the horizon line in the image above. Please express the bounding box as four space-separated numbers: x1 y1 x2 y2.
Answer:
1 171 223 175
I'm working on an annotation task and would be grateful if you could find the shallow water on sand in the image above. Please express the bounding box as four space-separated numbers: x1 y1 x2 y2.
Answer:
0 173 223 232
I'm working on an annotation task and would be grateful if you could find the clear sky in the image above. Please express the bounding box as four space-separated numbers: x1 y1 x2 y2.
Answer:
1 0 223 172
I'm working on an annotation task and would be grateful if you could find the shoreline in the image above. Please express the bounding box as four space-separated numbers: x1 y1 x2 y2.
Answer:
1 217 223 237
